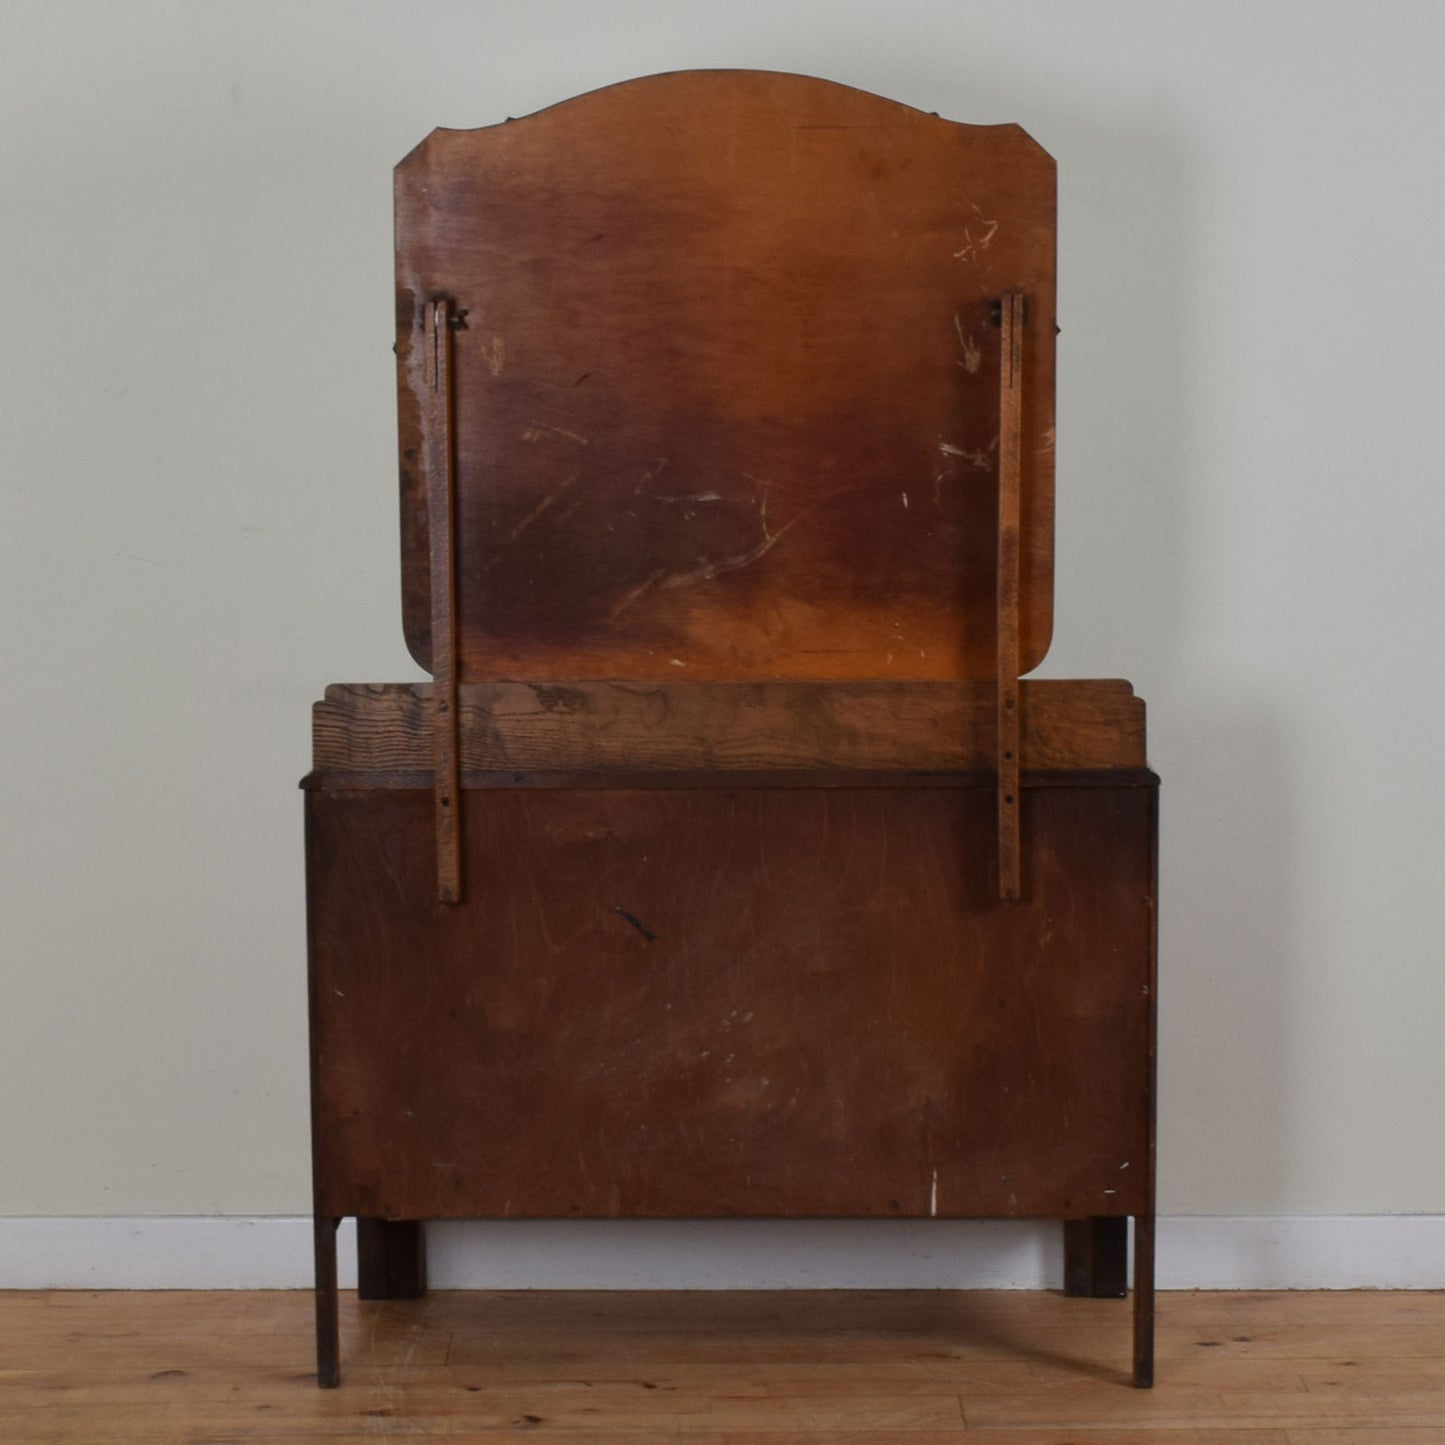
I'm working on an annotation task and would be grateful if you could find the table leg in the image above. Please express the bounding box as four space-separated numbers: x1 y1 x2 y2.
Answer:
1063 1216 1128 1298
357 1218 427 1300
1132 1210 1156 1388
314 1214 340 1388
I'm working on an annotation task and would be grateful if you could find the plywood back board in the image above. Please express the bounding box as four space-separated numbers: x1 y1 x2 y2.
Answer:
396 69 1056 681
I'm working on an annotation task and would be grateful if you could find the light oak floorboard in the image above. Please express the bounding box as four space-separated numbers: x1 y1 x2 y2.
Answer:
0 1289 1440 1442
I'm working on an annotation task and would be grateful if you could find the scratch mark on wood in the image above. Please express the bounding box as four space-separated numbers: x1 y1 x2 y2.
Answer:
654 481 858 592
659 532 779 589
612 908 656 943
657 483 793 590
939 436 998 471
930 1168 939 1217
487 335 506 376
508 472 581 542
521 422 590 446
609 565 668 619
953 218 998 264
953 313 982 373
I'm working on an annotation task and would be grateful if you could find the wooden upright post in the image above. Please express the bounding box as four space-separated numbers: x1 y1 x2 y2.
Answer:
996 291 1025 900
425 298 462 904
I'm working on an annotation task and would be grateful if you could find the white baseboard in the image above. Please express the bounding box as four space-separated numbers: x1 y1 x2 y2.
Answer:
1 1215 1440 1291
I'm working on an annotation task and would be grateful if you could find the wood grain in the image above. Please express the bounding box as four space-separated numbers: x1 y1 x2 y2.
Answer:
2 1289 1441 1440
312 679 1145 775
394 70 1057 682
306 779 1156 1223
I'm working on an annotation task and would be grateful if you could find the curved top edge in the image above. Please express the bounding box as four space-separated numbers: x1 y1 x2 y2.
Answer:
403 68 1043 155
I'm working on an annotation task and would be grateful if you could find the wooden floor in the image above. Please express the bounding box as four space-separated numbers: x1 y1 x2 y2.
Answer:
1 1289 1442 1442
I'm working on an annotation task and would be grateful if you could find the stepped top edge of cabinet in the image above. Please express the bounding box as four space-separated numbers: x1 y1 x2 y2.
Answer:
306 678 1147 780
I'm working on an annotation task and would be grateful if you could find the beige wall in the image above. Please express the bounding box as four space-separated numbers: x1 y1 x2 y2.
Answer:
2 1 1442 1222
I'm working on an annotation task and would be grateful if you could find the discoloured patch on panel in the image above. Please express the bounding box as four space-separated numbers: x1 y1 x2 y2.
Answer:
394 71 1056 681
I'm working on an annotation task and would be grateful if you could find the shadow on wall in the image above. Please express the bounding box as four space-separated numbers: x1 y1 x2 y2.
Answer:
1021 78 1297 1218
1155 706 1297 1218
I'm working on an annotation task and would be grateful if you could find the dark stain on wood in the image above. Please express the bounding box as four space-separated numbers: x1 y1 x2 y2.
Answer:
612 907 657 943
